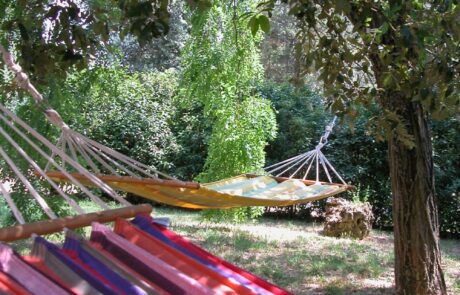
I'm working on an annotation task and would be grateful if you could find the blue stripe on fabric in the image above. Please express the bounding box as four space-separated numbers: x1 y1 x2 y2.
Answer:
34 236 118 295
90 230 186 295
63 237 147 295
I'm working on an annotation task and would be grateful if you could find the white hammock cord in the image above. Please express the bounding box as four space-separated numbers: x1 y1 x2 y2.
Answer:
68 134 101 173
0 107 110 210
0 122 85 214
288 151 316 179
77 140 121 176
320 151 347 185
44 133 64 172
264 116 347 185
275 153 310 176
0 182 25 224
0 104 130 207
276 151 315 177
266 152 312 175
0 145 57 219
264 152 307 170
86 144 136 177
319 152 333 183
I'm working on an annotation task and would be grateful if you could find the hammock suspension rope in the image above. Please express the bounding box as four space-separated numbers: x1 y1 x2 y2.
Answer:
264 117 346 185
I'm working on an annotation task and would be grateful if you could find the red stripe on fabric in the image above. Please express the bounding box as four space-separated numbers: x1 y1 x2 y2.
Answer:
22 256 80 294
0 271 30 295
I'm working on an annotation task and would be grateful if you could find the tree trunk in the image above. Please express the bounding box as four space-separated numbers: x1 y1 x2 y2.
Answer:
384 97 447 294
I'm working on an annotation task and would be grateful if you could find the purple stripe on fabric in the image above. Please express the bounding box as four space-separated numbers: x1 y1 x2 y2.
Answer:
63 236 147 295
132 215 205 261
90 224 185 295
0 243 68 295
31 239 100 295
34 236 118 295
64 230 159 295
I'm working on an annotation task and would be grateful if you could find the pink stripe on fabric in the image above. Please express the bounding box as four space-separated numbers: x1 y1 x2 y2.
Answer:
0 244 69 295
90 222 215 295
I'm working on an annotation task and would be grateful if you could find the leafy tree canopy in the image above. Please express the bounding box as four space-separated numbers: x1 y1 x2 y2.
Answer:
0 0 170 79
252 0 459 140
247 1 459 293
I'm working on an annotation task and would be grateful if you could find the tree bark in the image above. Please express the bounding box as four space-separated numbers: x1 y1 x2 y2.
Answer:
383 95 447 294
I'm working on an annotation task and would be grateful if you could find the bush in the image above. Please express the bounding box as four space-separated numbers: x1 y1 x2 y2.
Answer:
432 118 460 235
201 207 265 223
51 66 180 173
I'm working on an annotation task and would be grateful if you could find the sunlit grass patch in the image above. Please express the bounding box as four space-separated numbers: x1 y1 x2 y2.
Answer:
166 213 398 294
167 211 459 294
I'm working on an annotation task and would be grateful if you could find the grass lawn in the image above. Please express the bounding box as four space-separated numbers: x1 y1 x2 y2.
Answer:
152 207 460 295
10 205 460 294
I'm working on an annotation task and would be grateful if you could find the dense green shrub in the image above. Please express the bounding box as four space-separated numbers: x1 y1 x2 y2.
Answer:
432 118 460 235
170 102 210 180
0 66 182 225
259 82 328 164
51 67 180 173
258 82 388 226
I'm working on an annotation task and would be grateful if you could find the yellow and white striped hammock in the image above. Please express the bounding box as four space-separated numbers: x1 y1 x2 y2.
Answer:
45 172 350 209
37 115 350 209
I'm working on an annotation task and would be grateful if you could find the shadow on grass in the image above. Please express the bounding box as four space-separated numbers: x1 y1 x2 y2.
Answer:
322 285 395 295
174 223 394 294
175 224 270 251
441 239 460 261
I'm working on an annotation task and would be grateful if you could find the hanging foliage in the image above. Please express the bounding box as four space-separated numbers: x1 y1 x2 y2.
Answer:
180 0 277 184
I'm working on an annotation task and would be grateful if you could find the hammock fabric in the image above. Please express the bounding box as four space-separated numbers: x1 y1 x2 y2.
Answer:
132 214 289 295
0 214 292 295
114 219 263 295
45 172 350 209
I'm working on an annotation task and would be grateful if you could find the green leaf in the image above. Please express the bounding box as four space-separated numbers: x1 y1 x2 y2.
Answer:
379 22 389 35
258 15 270 33
248 16 259 37
382 73 393 87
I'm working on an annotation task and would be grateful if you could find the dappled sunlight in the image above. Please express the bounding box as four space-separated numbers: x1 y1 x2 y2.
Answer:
161 211 460 294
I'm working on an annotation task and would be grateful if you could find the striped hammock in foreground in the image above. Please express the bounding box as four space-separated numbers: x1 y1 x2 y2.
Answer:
45 171 351 209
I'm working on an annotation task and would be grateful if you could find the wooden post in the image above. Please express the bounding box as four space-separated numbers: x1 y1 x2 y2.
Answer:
0 204 152 242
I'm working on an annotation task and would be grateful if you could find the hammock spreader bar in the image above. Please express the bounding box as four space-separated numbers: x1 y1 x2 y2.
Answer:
0 204 152 242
